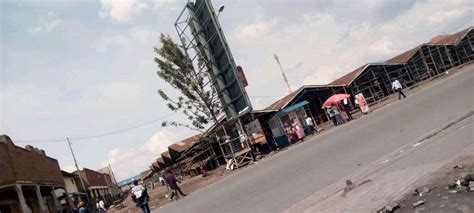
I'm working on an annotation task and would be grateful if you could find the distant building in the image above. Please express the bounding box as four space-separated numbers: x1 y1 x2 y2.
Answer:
74 168 119 207
54 170 84 211
0 135 65 212
117 175 141 192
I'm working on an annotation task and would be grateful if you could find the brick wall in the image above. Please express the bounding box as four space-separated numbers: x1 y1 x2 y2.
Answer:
0 142 16 185
0 135 64 186
83 169 107 187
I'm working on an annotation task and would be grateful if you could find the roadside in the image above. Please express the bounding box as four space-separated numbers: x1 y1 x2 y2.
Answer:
284 109 473 212
393 147 474 212
113 63 473 212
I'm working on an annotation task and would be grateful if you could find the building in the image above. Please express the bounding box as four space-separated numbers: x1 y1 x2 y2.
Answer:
54 171 84 211
0 135 65 213
74 168 117 206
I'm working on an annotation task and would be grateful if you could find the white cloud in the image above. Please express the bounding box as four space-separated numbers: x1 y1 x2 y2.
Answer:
154 0 178 9
103 130 179 180
145 130 178 154
99 0 149 22
30 11 63 33
232 18 279 41
228 0 473 103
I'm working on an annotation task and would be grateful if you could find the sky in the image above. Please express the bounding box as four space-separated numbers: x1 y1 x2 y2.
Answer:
0 0 472 181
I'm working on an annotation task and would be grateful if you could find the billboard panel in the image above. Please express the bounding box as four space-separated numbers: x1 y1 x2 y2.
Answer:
185 0 252 120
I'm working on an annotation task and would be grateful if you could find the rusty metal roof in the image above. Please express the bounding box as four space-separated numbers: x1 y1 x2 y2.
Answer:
428 27 472 45
157 157 165 164
385 45 421 64
161 151 171 159
168 134 201 153
264 88 303 111
328 64 368 86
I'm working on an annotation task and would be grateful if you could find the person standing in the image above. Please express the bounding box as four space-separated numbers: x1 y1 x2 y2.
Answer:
327 108 337 126
131 180 150 213
342 98 353 121
292 120 304 142
391 78 406 100
97 199 106 213
165 170 186 200
305 116 316 134
77 201 89 213
332 105 344 125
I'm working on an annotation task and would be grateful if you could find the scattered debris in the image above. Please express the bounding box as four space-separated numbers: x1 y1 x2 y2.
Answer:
357 179 372 187
453 165 463 169
412 200 425 208
448 182 457 189
448 190 458 194
422 186 430 193
385 202 399 212
439 204 445 208
413 189 420 195
341 179 356 197
413 142 422 147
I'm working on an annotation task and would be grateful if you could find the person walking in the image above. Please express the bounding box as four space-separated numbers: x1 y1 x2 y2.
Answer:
392 78 406 100
165 170 186 200
131 180 150 213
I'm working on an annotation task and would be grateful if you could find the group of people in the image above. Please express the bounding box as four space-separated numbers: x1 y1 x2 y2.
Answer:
131 169 187 213
284 119 305 144
284 116 318 145
326 98 353 126
72 199 106 213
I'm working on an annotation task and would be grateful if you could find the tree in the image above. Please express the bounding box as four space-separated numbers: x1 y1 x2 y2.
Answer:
154 34 221 131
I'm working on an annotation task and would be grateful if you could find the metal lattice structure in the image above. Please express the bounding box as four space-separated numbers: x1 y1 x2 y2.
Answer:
175 0 254 168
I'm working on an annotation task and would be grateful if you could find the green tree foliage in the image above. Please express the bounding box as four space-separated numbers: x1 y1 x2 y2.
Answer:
154 34 220 131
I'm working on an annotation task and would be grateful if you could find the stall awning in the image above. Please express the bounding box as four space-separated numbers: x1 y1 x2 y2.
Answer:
276 100 309 116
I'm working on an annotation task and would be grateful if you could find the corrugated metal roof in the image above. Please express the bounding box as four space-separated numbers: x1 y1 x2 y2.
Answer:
161 151 171 159
157 157 165 164
168 134 201 153
328 64 368 86
428 27 472 45
385 46 421 64
264 88 303 111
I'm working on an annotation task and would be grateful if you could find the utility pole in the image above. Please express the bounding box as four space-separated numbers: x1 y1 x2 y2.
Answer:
67 138 91 207
274 54 292 94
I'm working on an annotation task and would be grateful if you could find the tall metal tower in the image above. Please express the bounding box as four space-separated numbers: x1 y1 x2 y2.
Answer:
274 54 292 94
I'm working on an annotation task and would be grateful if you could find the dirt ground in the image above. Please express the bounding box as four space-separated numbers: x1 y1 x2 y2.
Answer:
107 167 235 213
111 63 473 213
391 150 474 213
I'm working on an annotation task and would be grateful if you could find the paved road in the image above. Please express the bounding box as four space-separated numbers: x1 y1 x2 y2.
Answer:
158 65 474 213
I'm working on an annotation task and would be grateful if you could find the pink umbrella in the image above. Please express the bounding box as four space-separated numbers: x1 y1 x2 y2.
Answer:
322 94 350 108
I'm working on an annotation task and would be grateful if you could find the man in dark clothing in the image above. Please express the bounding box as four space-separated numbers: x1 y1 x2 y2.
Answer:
165 170 186 200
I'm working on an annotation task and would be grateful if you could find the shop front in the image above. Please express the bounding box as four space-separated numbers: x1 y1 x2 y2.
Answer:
267 101 309 146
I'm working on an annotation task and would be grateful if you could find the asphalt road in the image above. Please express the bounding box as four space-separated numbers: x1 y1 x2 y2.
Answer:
158 65 474 213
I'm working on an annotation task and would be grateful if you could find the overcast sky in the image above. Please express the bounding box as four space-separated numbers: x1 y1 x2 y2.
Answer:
1 0 472 181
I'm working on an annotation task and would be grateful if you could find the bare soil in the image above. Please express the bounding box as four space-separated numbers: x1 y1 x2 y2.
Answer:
393 151 474 213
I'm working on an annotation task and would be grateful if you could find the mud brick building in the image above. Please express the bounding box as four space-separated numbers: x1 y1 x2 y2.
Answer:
0 134 65 213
